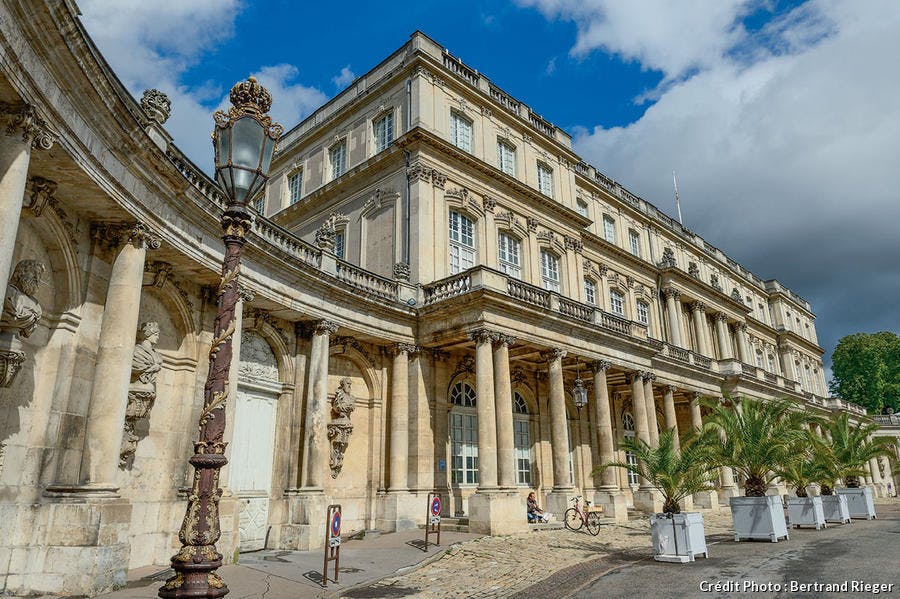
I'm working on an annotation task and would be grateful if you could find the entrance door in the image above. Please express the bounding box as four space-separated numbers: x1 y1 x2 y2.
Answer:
229 388 278 551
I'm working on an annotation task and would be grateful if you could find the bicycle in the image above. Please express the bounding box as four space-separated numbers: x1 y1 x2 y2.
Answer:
564 495 602 535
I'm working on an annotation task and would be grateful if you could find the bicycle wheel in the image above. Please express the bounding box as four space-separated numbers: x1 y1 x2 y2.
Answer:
586 512 602 536
564 508 583 531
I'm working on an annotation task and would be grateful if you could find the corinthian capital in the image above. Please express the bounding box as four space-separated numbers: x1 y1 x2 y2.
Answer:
540 347 566 362
662 287 681 301
313 320 340 337
92 221 161 250
387 342 419 357
641 371 657 382
589 359 612 373
716 312 729 323
468 328 497 345
0 102 56 150
492 333 516 347
690 301 706 313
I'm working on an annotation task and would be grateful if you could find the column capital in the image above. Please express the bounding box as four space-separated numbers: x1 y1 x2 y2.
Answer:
640 371 656 382
737 322 748 332
691 391 702 401
237 284 255 303
0 101 56 150
491 333 516 347
386 342 419 357
306 320 339 337
690 301 706 313
588 359 612 373
715 312 729 323
540 347 566 362
92 221 162 251
662 287 681 300
665 384 677 394
625 371 643 385
468 328 497 345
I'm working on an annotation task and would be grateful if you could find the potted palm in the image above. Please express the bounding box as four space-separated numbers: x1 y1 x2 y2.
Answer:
593 429 718 563
823 413 895 520
700 397 808 543
812 444 852 524
778 432 827 530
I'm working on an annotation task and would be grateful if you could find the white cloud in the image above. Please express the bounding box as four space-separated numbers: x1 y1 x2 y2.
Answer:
79 0 326 172
517 0 755 82
556 0 900 360
332 66 356 89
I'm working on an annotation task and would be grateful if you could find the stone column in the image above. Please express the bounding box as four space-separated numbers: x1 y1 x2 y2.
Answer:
79 223 159 492
302 320 339 489
779 345 796 381
286 323 309 490
590 360 627 521
469 329 498 490
715 313 733 359
735 323 751 363
0 103 54 302
718 398 739 501
663 385 680 452
691 301 709 356
628 371 661 512
643 373 659 448
545 348 570 491
663 288 683 347
388 342 416 491
492 334 516 489
690 391 718 510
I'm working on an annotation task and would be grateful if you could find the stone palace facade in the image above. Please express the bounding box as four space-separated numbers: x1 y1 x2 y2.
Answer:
1 3 898 597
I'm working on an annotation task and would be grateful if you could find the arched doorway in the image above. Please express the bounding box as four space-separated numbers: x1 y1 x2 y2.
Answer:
231 331 281 551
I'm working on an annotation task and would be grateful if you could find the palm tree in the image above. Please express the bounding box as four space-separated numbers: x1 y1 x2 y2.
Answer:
776 430 830 497
699 397 809 497
821 413 896 488
592 429 718 514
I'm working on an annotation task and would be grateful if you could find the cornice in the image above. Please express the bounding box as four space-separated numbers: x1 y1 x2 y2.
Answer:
776 329 825 357
659 265 751 315
394 126 591 231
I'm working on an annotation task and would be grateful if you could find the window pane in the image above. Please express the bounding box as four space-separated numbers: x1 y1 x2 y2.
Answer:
576 201 588 217
629 230 641 256
449 211 476 275
374 112 394 153
451 113 472 152
537 164 553 197
610 290 624 315
334 231 345 259
540 250 560 292
498 141 516 176
330 141 346 179
584 279 596 305
288 171 302 205
498 232 521 278
603 216 616 243
636 301 649 326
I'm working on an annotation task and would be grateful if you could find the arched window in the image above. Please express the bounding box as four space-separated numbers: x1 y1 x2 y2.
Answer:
755 349 764 368
609 289 625 316
622 411 638 486
767 354 776 373
497 231 521 279
540 250 560 292
449 210 476 275
449 382 478 485
636 300 650 334
513 391 531 485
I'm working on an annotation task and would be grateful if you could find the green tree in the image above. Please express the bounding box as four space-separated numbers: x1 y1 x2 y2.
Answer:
829 332 900 413
820 413 896 488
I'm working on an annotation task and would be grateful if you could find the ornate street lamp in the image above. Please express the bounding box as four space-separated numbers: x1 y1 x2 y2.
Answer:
159 77 282 599
572 359 588 413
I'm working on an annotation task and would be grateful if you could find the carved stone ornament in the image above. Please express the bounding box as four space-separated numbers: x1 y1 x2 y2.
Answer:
314 212 348 252
93 221 162 251
589 359 612 373
564 236 583 253
0 102 56 150
407 161 431 183
688 262 700 278
526 216 539 232
327 377 356 478
658 247 676 268
731 288 743 301
140 89 172 124
120 322 163 465
0 260 45 387
431 170 447 189
24 176 57 217
393 261 410 281
710 274 722 292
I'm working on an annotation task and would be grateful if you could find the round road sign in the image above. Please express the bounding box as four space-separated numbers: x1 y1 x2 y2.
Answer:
331 510 341 538
430 496 442 516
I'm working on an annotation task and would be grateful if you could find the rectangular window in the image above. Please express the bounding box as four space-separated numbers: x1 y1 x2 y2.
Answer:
497 140 516 176
756 351 764 368
374 112 394 153
253 196 265 214
767 354 777 373
497 232 521 279
576 200 589 217
449 210 476 275
758 303 766 324
334 230 345 260
288 170 302 205
636 301 650 331
450 412 479 485
513 418 531 485
629 229 641 257
450 112 472 152
584 279 596 305
540 250 560 292
537 163 553 197
603 216 616 244
625 450 639 486
609 289 625 316
329 140 346 180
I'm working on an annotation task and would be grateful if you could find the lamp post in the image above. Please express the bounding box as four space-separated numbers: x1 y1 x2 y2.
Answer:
159 77 282 599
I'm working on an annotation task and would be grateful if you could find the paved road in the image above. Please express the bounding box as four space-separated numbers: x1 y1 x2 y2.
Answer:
569 503 900 599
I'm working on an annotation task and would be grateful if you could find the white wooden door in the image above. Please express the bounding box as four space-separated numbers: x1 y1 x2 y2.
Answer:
230 388 278 551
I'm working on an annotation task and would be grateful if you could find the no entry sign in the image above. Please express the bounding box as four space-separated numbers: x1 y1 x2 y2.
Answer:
431 496 442 517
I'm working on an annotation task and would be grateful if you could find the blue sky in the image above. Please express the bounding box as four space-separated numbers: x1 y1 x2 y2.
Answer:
80 1 900 379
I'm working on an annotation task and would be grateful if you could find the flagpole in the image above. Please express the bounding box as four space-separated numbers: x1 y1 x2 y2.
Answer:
673 170 683 224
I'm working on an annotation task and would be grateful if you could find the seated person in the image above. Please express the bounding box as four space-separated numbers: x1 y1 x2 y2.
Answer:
527 491 551 523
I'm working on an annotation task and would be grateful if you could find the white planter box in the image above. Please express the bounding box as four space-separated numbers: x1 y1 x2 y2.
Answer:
730 495 789 542
821 494 851 524
650 512 708 563
787 496 826 530
836 487 876 520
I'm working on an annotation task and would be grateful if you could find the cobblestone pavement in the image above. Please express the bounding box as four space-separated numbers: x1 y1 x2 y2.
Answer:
339 510 738 598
